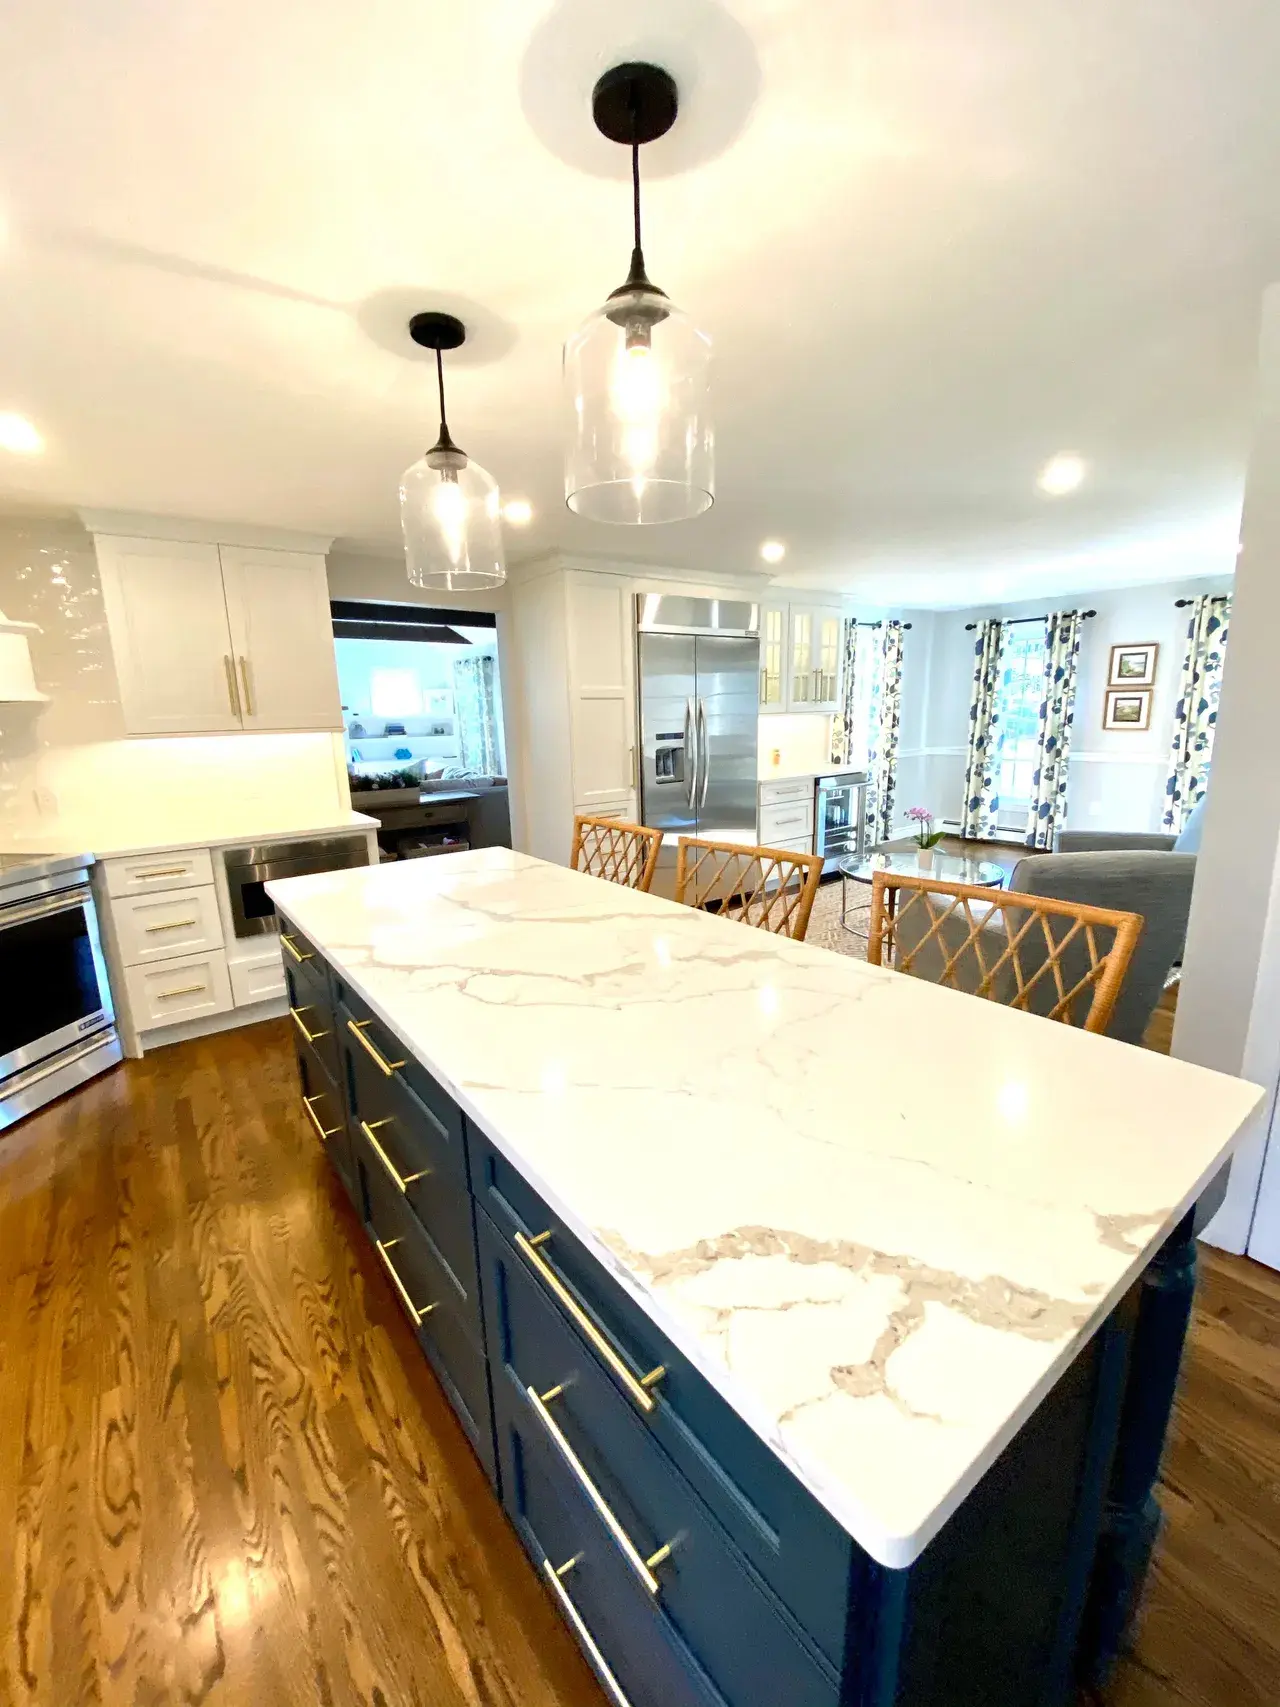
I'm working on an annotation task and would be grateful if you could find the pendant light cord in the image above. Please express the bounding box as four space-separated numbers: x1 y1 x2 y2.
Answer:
631 139 643 263
435 347 449 437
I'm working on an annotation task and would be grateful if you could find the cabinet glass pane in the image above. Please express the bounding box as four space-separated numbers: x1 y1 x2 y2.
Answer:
760 608 784 706
791 613 813 703
816 617 841 703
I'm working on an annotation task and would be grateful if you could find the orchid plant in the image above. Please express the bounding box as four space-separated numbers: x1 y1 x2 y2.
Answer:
907 806 945 849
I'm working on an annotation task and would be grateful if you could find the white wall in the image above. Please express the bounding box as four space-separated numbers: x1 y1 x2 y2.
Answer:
0 517 348 851
897 574 1234 836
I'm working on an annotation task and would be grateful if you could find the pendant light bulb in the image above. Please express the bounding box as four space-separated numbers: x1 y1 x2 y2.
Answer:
564 64 713 526
400 312 506 592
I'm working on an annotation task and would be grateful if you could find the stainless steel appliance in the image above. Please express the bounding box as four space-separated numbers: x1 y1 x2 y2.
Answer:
637 595 760 845
0 853 121 1132
814 770 869 873
223 832 371 938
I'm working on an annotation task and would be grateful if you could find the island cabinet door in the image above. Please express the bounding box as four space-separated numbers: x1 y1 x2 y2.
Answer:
467 1124 856 1672
477 1206 840 1707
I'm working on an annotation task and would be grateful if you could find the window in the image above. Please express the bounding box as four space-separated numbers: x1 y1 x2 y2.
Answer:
992 625 1046 823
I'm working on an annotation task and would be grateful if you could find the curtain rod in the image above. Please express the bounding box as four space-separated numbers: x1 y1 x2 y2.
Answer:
854 619 913 630
1174 595 1230 607
963 609 1097 632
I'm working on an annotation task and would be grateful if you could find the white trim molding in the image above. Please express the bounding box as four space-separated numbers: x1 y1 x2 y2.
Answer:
79 509 334 554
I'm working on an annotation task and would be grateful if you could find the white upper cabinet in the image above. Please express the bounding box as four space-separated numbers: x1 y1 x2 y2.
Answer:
811 606 843 712
764 601 844 714
219 547 341 732
565 572 636 808
96 534 341 737
758 602 787 712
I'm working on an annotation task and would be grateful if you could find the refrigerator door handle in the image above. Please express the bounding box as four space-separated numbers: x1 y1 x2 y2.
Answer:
684 698 698 810
697 699 710 808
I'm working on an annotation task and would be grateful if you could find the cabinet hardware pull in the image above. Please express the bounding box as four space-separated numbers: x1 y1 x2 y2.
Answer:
347 1017 405 1075
515 1230 665 1414
238 654 256 718
157 983 205 999
290 1006 330 1045
374 1237 437 1326
359 1119 429 1191
540 1557 633 1707
629 744 637 789
134 867 188 880
280 933 313 964
527 1385 671 1596
223 654 242 717
302 1094 340 1141
144 917 197 932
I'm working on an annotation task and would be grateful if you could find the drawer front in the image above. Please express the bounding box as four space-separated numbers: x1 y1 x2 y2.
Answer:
112 883 224 967
492 1364 726 1707
480 1210 839 1707
357 1126 496 1485
230 950 287 1008
125 948 233 1029
286 961 340 1082
764 835 817 858
345 1031 481 1316
278 918 327 979
293 1035 356 1202
759 803 815 844
758 777 813 808
472 1128 854 1666
104 847 215 898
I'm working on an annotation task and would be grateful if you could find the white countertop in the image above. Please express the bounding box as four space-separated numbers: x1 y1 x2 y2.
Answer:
266 848 1262 1568
5 810 379 861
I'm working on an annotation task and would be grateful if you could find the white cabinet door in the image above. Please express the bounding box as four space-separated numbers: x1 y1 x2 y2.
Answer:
96 537 240 734
759 602 788 712
220 547 342 732
565 574 637 807
787 606 816 709
812 606 844 712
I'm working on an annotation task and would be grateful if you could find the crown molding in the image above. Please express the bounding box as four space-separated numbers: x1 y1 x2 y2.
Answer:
79 509 334 553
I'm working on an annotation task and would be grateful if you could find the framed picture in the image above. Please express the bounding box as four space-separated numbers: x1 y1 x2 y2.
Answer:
1103 688 1152 731
1108 642 1158 687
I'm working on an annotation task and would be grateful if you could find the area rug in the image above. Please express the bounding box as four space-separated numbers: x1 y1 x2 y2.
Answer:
805 878 872 962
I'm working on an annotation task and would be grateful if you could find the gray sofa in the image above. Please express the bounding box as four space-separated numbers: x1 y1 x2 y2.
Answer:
889 806 1204 1045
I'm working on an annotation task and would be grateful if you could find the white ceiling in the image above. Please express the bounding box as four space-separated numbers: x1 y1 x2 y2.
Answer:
0 0 1276 607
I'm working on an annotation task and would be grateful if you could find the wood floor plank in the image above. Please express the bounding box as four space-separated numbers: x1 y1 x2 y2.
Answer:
2 1017 1277 1707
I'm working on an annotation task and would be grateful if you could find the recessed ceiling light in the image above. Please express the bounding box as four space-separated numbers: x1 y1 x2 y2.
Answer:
1037 453 1085 496
760 540 786 563
502 498 533 526
0 413 43 456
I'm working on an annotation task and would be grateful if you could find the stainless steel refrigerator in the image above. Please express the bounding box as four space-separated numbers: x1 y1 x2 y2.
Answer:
636 595 760 845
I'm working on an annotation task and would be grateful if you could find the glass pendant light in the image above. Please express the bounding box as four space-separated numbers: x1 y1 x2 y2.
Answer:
400 312 505 591
564 63 713 526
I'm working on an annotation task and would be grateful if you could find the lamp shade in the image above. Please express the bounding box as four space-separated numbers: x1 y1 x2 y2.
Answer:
564 283 713 525
0 611 48 703
399 447 506 592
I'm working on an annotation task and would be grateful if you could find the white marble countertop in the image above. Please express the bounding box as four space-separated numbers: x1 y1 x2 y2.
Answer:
7 810 379 860
267 848 1262 1568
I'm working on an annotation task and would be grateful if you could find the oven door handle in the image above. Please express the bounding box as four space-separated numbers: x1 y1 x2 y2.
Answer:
0 884 93 928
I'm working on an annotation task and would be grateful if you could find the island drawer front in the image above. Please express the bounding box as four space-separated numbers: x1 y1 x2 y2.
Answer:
293 1034 356 1202
480 1209 840 1707
286 962 341 1083
104 847 214 898
492 1355 732 1707
357 1126 497 1485
341 1016 481 1312
471 1128 854 1666
334 979 468 1175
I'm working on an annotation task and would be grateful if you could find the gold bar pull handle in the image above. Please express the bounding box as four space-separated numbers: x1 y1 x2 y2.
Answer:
134 866 189 881
540 1557 634 1707
346 1017 405 1076
527 1385 671 1596
515 1231 664 1414
280 932 313 964
290 1006 330 1045
302 1094 340 1142
223 654 242 718
157 983 205 999
359 1119 428 1193
144 917 197 932
374 1238 436 1327
238 654 256 718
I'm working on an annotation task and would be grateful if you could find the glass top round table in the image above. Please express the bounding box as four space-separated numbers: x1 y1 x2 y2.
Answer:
840 846 1007 888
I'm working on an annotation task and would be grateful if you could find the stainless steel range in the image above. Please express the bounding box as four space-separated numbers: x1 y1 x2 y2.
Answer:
0 853 122 1132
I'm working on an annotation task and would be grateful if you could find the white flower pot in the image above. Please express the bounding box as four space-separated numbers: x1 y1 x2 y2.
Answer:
916 847 935 871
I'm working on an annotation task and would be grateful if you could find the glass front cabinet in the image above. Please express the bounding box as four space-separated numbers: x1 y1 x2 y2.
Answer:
759 601 843 714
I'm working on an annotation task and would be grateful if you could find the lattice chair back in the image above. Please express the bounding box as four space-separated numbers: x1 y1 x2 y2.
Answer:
675 836 824 941
867 872 1143 1034
570 815 663 892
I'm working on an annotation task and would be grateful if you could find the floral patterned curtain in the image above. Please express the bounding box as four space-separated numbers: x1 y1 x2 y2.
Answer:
830 618 859 766
960 619 1005 840
866 622 904 843
452 652 502 776
1163 595 1231 832
1024 610 1082 849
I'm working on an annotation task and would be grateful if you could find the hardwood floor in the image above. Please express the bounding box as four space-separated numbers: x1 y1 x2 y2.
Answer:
0 1019 1275 1707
